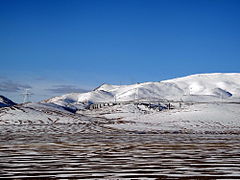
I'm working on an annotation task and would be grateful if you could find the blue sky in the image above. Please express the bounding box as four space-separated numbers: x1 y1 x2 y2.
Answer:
1 0 240 102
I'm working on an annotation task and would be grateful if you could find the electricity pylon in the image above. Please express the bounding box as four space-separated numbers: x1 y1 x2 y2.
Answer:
21 89 32 103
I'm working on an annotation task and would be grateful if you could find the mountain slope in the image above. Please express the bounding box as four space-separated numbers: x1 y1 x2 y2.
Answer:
163 73 240 97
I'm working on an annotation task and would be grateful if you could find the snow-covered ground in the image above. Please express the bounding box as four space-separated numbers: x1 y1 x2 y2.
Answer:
0 102 122 134
79 102 240 134
0 102 97 124
1 101 239 134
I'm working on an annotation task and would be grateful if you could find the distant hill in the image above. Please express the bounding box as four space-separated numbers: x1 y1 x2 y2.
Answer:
0 95 16 107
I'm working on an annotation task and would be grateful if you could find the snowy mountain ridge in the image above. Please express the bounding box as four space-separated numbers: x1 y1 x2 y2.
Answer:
46 73 240 108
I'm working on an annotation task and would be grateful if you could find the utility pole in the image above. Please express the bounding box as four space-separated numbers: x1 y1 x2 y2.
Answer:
179 98 183 108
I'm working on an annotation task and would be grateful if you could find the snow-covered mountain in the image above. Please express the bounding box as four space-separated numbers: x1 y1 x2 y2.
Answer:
0 95 16 107
1 73 240 134
46 73 240 108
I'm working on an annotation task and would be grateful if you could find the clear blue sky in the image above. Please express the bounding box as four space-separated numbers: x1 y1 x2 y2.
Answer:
1 0 240 102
